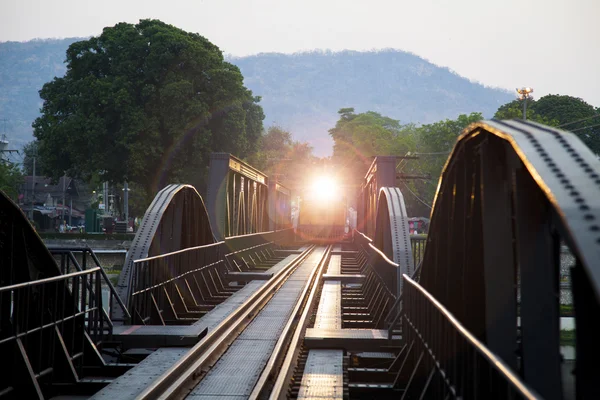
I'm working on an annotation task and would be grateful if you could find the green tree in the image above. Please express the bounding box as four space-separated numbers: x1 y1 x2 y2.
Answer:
250 125 315 192
532 95 600 154
494 95 600 154
329 108 415 180
33 19 264 201
404 112 484 216
0 161 24 200
328 109 484 216
493 99 557 125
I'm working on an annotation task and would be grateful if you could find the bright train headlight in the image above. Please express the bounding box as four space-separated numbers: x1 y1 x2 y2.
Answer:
310 175 338 202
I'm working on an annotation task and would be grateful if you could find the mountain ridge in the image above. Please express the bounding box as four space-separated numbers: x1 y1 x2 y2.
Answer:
0 38 514 156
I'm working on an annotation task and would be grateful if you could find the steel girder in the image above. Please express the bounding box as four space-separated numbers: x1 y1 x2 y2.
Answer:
358 156 396 238
374 187 415 295
114 184 215 322
268 181 292 232
206 153 276 240
352 157 416 297
417 119 600 399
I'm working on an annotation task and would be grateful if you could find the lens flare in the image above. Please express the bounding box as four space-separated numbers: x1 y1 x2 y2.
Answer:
310 175 338 202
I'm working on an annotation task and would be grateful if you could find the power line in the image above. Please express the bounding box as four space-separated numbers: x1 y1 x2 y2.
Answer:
413 151 451 156
570 122 600 133
402 182 432 209
558 114 600 128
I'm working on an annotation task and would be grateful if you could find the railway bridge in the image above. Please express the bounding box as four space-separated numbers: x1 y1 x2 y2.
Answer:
1 120 599 399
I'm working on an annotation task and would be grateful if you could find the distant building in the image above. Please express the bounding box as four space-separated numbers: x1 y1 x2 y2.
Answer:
19 176 92 231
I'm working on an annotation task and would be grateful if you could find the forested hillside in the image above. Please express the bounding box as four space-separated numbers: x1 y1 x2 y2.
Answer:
0 38 81 148
1 40 513 155
233 50 513 154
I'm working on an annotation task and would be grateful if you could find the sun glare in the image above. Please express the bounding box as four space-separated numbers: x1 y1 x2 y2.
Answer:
310 175 338 202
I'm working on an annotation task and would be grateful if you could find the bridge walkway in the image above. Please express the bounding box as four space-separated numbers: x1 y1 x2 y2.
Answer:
297 253 344 399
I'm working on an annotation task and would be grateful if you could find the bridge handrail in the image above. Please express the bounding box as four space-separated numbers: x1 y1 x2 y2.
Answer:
224 229 279 240
367 242 399 267
224 228 294 252
384 259 423 338
133 241 225 264
129 241 225 324
402 274 539 399
224 241 274 257
48 246 131 323
354 229 373 243
131 260 226 296
0 266 101 292
354 229 398 298
0 266 110 351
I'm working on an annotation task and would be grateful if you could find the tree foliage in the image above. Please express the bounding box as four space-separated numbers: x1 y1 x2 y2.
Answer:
33 19 264 198
329 108 415 182
494 95 600 154
0 161 23 200
328 108 481 216
531 95 600 154
404 112 483 215
493 99 557 126
249 126 315 192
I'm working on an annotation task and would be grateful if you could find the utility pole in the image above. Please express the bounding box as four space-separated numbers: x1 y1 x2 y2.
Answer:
103 182 109 215
62 172 66 225
517 87 534 120
30 156 36 220
123 181 129 223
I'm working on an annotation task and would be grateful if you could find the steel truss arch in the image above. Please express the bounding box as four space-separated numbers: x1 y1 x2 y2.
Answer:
1 191 109 396
374 187 414 292
206 153 276 240
419 119 600 399
114 184 215 320
0 190 61 284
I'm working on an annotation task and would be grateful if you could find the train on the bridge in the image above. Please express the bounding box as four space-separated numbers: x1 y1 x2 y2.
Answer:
296 175 348 242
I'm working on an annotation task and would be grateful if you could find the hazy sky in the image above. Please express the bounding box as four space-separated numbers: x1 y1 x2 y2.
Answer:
2 0 599 108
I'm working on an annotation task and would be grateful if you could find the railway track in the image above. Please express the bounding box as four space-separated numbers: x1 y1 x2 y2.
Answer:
136 244 332 399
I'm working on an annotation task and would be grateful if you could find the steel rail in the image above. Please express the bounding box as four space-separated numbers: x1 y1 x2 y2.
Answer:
248 245 333 400
134 244 318 400
266 248 343 399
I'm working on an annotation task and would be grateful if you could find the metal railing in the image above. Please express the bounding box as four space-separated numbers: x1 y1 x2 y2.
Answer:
48 246 130 324
130 241 226 325
411 234 427 268
367 243 400 297
224 241 277 271
353 230 398 328
128 230 295 325
0 268 108 395
354 230 426 292
354 230 427 335
399 274 538 399
224 228 294 252
384 260 423 338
